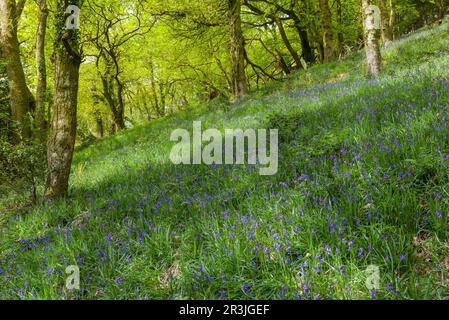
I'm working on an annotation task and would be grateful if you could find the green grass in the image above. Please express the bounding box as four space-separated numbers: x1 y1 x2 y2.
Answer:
1 22 449 300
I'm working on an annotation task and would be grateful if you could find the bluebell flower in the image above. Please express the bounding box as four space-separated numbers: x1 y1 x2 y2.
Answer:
241 283 250 295
339 265 347 278
358 248 364 257
386 284 397 296
370 290 379 300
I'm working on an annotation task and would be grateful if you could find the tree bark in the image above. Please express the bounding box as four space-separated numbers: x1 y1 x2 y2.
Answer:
362 0 382 77
95 48 126 131
389 0 396 40
274 17 301 70
149 61 161 116
228 0 247 101
436 0 445 20
115 75 126 130
275 48 291 75
100 73 126 132
93 108 104 138
159 82 166 117
319 0 334 62
379 0 392 44
35 0 48 139
336 0 344 56
90 88 104 138
0 0 34 143
45 0 82 200
289 13 314 64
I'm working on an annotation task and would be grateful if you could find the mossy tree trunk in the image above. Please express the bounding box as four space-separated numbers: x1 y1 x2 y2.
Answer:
35 0 48 139
0 0 35 143
289 12 314 65
45 0 82 200
336 0 344 56
275 17 302 70
319 0 334 62
99 69 126 132
228 0 247 102
379 0 392 44
389 0 396 40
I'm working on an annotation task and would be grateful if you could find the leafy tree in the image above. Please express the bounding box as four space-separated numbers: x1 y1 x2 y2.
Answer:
84 0 154 131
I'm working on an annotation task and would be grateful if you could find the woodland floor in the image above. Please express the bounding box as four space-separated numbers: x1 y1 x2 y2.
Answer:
1 23 449 299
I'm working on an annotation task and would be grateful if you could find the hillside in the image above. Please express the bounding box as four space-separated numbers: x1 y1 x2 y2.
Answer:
1 23 449 300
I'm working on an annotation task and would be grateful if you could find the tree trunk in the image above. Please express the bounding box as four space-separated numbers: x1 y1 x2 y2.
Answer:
94 108 104 138
319 0 334 62
159 82 166 117
436 0 445 20
0 0 34 143
115 76 126 130
362 0 382 77
91 89 104 138
100 72 126 131
228 0 247 101
389 0 396 40
289 13 314 64
149 61 161 116
336 0 344 56
45 0 82 200
112 108 125 131
0 55 10 140
94 53 126 131
275 17 301 70
379 0 392 44
35 0 48 139
258 35 291 74
275 48 291 75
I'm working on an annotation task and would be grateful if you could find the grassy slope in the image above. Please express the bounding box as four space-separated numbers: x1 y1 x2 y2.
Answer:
1 23 449 300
